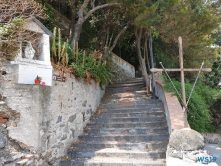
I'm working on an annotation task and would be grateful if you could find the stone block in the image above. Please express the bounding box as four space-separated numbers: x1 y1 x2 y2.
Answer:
0 131 5 148
0 116 7 123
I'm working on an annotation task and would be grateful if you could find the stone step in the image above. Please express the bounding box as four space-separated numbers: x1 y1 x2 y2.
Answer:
106 86 146 93
102 98 162 103
100 105 164 111
60 157 166 166
86 121 167 128
101 97 157 105
120 77 144 83
100 104 164 110
99 101 163 110
83 127 168 136
100 107 164 114
67 148 166 160
92 111 165 118
108 77 144 85
90 116 165 123
78 133 169 142
111 77 145 85
72 140 169 151
103 90 148 99
107 80 145 88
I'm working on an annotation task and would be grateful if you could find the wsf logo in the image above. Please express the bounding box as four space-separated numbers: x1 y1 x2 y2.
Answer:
197 156 217 163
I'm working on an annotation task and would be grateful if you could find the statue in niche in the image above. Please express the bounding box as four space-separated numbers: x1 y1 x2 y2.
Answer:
24 41 35 59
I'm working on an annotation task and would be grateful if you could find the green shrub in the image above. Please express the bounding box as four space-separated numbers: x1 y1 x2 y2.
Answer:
71 52 113 86
51 27 113 86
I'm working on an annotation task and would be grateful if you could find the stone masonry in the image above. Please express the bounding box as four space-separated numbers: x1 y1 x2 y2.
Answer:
0 61 105 165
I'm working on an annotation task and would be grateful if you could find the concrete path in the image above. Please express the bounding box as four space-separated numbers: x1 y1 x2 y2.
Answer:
204 144 221 166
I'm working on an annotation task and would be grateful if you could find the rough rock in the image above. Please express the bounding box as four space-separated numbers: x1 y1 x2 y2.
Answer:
0 131 5 149
166 128 218 165
169 128 204 151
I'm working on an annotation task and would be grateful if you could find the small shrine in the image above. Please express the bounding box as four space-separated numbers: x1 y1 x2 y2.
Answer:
11 17 53 86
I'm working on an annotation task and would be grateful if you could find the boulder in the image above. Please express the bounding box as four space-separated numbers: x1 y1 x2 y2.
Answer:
169 128 204 151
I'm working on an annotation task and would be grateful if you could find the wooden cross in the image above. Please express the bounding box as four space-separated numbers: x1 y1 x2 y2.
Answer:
150 36 212 127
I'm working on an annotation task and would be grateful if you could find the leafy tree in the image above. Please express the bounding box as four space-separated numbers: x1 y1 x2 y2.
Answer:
158 0 220 68
111 0 221 73
212 25 221 46
202 57 221 128
204 57 221 88
70 0 119 43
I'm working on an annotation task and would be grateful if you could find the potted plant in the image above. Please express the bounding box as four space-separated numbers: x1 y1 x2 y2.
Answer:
35 75 42 85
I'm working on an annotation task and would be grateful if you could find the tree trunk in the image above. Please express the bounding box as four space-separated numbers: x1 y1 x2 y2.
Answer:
134 27 143 72
69 0 77 42
144 36 150 72
71 0 119 44
71 18 85 45
134 27 150 94
71 0 90 45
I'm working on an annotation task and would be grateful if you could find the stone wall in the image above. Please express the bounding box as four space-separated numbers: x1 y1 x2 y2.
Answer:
154 72 185 134
0 61 105 165
109 53 135 84
202 133 221 144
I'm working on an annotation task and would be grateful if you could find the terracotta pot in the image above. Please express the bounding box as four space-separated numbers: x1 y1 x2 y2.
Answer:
35 79 41 84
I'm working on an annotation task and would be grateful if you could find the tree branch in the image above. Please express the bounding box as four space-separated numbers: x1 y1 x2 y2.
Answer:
102 24 129 61
84 3 120 21
78 0 90 18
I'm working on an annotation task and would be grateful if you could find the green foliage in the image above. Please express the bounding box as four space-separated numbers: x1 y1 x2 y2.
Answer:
158 0 220 68
0 16 24 59
51 27 113 86
51 27 69 67
212 25 221 46
153 39 179 69
116 0 220 69
39 1 58 31
202 57 221 128
163 77 216 132
204 57 221 88
71 51 113 85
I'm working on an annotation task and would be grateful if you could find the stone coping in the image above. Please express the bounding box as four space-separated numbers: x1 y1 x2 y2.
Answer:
155 80 186 131
111 53 135 70
11 58 52 67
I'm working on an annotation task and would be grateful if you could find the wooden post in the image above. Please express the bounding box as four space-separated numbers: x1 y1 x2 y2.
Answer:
178 36 188 127
178 37 186 106
150 36 211 129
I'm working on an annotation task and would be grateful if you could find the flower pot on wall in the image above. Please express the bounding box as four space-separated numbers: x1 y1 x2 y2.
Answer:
34 75 42 85
35 79 41 85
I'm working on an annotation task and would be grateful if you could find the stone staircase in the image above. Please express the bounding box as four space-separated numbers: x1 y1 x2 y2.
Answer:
60 78 169 166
